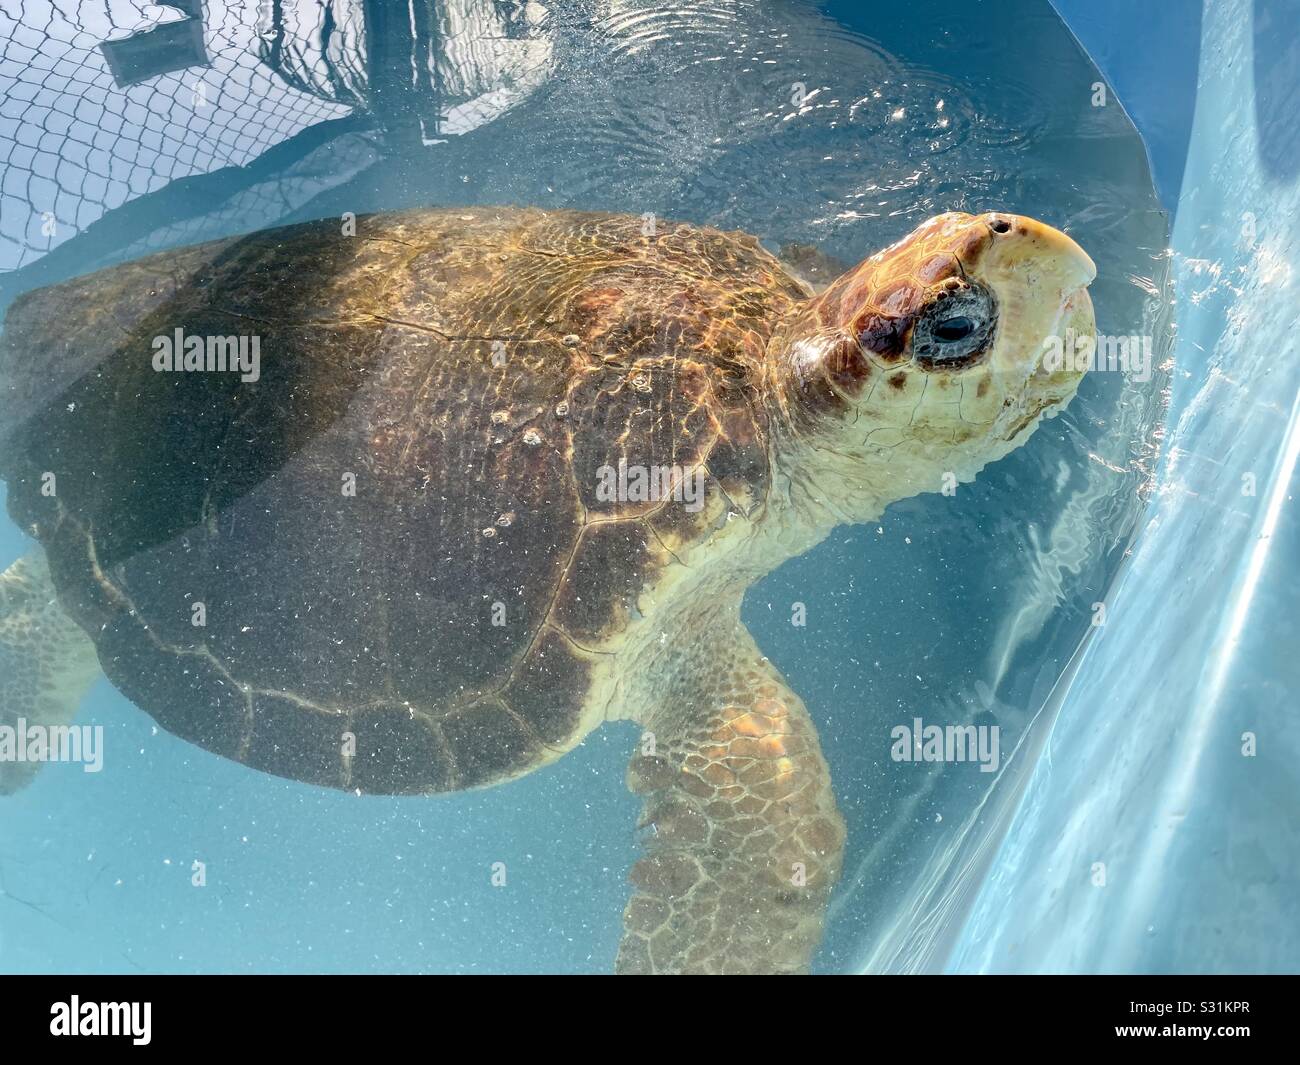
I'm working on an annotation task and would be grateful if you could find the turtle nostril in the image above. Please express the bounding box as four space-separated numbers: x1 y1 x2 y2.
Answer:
989 218 1012 235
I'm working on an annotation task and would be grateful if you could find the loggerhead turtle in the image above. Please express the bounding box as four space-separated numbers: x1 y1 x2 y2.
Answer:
0 207 1095 973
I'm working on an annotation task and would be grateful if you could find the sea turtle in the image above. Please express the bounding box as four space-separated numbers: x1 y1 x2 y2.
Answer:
0 207 1095 973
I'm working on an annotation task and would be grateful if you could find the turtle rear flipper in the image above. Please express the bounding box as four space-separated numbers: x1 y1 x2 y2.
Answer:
619 625 846 974
0 551 100 794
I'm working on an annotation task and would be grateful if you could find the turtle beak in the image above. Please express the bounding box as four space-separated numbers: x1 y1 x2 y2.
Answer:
960 214 1097 388
984 214 1096 297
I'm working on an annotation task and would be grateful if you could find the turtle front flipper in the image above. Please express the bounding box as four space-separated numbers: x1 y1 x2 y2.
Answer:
0 550 101 794
619 625 845 974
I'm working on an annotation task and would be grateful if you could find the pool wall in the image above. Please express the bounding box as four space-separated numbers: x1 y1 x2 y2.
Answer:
949 0 1300 973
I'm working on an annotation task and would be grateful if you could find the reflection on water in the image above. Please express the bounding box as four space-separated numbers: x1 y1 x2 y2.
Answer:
0 0 1170 972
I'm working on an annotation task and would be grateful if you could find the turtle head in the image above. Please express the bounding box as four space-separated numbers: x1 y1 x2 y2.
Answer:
770 211 1095 523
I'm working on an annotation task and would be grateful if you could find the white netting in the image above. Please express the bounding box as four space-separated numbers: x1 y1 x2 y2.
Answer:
0 0 552 274
0 0 360 273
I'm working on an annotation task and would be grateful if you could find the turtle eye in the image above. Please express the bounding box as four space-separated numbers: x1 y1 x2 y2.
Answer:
910 282 997 369
934 316 974 342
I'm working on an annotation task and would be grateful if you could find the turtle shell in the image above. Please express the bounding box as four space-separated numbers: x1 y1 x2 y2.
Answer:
0 208 808 793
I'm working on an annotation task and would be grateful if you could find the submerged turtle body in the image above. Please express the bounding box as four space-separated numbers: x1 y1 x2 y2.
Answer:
1 206 1097 972
0 208 808 793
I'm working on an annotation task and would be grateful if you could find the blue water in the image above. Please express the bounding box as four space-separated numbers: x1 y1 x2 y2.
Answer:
951 0 1300 974
1 0 1282 975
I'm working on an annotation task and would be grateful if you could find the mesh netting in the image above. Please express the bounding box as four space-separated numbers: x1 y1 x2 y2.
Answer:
0 0 356 274
0 0 554 277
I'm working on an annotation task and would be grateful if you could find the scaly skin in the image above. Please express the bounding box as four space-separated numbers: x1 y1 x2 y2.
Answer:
0 552 99 794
